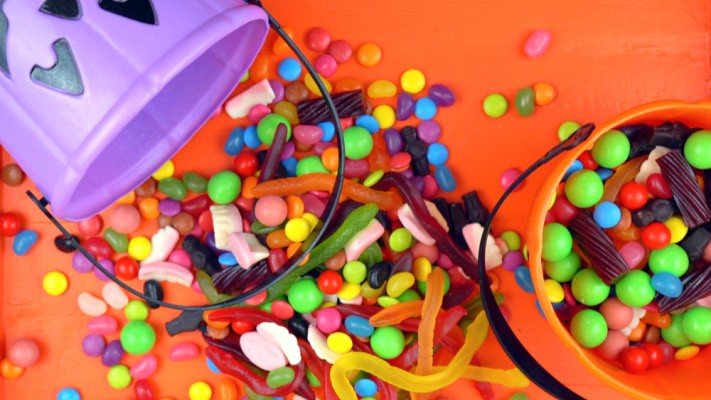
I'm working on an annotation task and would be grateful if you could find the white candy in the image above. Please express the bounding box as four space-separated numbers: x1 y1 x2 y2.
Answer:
225 79 275 119
77 292 107 316
397 204 435 245
462 223 502 270
102 281 128 310
210 204 243 251
338 295 363 305
139 261 194 286
307 324 341 364
620 307 647 336
256 322 301 365
635 146 670 183
228 232 269 269
141 226 179 266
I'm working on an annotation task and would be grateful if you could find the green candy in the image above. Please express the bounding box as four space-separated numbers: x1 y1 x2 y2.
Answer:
661 313 691 348
125 300 149 321
207 171 241 204
358 242 383 267
257 114 292 146
514 87 535 117
389 228 413 252
244 385 271 400
649 244 689 277
183 172 208 193
120 321 156 355
683 130 711 169
196 270 233 304
259 301 273 313
107 364 132 389
564 170 604 208
591 130 630 168
570 309 608 348
482 93 508 118
343 261 367 284
370 326 405 359
541 223 573 262
343 126 373 160
571 268 610 306
157 177 187 201
266 366 295 388
377 296 399 308
509 393 529 400
682 306 711 345
558 121 580 141
544 251 581 282
251 220 282 235
305 368 321 387
103 228 128 253
296 156 328 176
416 268 450 296
615 270 655 307
363 170 384 187
287 278 323 314
397 289 421 303
500 230 521 251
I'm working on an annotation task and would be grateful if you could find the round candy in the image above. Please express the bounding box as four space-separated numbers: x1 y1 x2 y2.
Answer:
648 244 689 277
207 171 241 204
328 40 352 63
277 58 302 81
316 307 342 334
599 298 633 331
82 334 106 357
414 98 437 120
558 121 581 141
188 381 212 400
663 215 688 244
8 338 40 368
616 270 655 307
370 326 405 359
593 201 621 229
482 93 508 118
683 130 711 169
125 300 150 321
354 378 378 397
327 332 353 354
306 27 331 51
255 195 288 227
288 279 323 314
591 130 630 168
618 181 648 210
543 250 580 282
120 321 156 355
641 222 671 250
110 205 141 234
621 347 649 374
541 223 572 262
317 270 343 295
571 268 610 306
284 218 310 242
343 126 373 160
343 260 367 284
389 228 413 252
544 279 565 303
372 105 396 129
128 236 151 261
296 156 329 176
57 388 81 400
400 69 426 94
1 163 24 186
43 271 68 296
107 364 132 389
426 143 449 166
357 43 382 67
661 313 691 348
570 309 608 348
257 114 292 146
564 170 603 208
533 82 556 106
682 307 711 345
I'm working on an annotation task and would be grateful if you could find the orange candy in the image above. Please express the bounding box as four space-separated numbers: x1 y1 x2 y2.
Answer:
241 176 259 200
286 242 309 265
250 54 271 82
641 310 671 328
627 321 647 342
231 321 254 334
334 78 364 93
116 190 136 205
138 197 160 220
217 378 242 400
272 27 295 56
357 43 382 67
266 229 293 249
204 310 230 330
533 82 557 106
1 358 24 379
286 195 304 219
322 147 340 171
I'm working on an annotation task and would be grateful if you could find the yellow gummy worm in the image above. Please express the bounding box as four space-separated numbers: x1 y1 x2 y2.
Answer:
432 365 530 388
331 312 489 400
412 268 445 400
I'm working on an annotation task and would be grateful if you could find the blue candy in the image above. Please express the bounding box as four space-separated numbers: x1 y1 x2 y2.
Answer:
13 230 38 256
218 252 238 267
224 127 245 156
354 378 378 397
597 168 614 181
426 143 449 166
318 121 336 142
356 115 380 134
563 160 583 181
514 266 535 294
57 388 81 400
593 201 622 229
282 157 298 177
414 97 437 120
207 357 221 373
277 58 302 82
434 165 456 192
243 125 262 149
535 299 547 319
651 272 683 298
344 315 374 338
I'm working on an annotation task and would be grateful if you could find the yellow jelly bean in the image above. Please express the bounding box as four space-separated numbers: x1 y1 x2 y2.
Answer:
361 282 384 299
413 257 433 282
301 213 319 231
188 381 213 400
305 73 332 97
43 271 68 296
543 279 565 303
372 105 396 129
367 80 397 99
663 215 688 244
386 272 415 298
338 282 361 301
152 160 174 181
284 218 310 242
377 296 399 308
274 101 299 126
327 332 353 354
400 69 426 94
128 236 152 261
675 345 700 361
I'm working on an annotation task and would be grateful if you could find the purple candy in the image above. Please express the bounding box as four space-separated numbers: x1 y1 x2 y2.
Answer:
158 198 181 217
502 251 524 272
313 141 335 156
205 231 226 255
383 129 404 155
280 141 295 161
428 84 456 107
82 334 106 357
94 259 115 282
411 176 425 194
72 252 94 273
101 340 125 367
396 93 414 120
417 120 442 144
269 80 285 104
302 193 326 218
401 168 414 179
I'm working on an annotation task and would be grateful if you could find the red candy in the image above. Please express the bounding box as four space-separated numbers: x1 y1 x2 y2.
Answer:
317 270 343 295
115 257 139 280
0 212 22 236
268 248 287 273
641 222 671 250
327 40 353 63
578 151 599 170
640 343 665 369
271 300 294 320
305 27 331 51
550 196 579 225
198 210 213 232
618 181 648 210
234 152 259 177
621 347 649 373
134 380 155 400
85 237 115 259
77 215 102 236
646 173 673 199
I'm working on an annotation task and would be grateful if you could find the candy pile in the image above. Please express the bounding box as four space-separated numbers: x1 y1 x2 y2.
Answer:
538 122 711 373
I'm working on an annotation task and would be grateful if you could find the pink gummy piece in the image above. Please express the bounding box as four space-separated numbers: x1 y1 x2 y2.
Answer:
228 232 269 269
344 219 385 262
240 332 288 372
524 30 551 58
138 261 194 287
130 354 158 380
169 342 200 361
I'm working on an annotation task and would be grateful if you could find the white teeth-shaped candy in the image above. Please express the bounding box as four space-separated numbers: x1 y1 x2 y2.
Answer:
141 226 179 266
225 79 275 119
425 200 450 232
307 324 341 364
620 307 647 336
139 261 194 287
228 232 269 269
635 146 670 184
462 223 502 270
210 204 243 251
256 322 301 365
344 220 384 261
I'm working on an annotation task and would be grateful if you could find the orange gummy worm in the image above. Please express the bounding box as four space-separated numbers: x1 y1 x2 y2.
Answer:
413 268 445 400
369 301 424 327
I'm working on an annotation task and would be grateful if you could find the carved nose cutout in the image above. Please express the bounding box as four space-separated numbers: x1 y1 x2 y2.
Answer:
31 38 84 95
99 0 157 25
40 0 82 20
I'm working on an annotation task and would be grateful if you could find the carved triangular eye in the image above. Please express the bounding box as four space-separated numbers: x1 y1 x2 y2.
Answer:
40 0 81 20
99 0 157 25
31 38 84 95
0 0 9 76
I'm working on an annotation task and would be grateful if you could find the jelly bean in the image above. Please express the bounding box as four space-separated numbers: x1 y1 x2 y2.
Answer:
270 80 285 104
345 315 374 338
216 379 238 400
121 321 156 355
102 281 128 309
414 97 437 120
648 244 689 276
401 69 426 94
426 143 449 166
373 105 396 129
682 307 711 345
125 300 150 321
499 168 522 191
131 354 158 380
170 342 200 361
675 345 700 361
593 201 622 228
78 292 107 316
158 178 187 201
354 378 378 397
426 84 455 107
363 170 384 187
651 272 682 298
434 165 456 192
244 125 261 148
82 334 106 357
12 230 38 256
304 72 333 96
274 101 299 126
514 266 535 294
277 58 301 82
386 272 415 298
357 43 382 67
158 198 181 217
524 30 551 58
616 270 655 307
396 92 415 120
482 93 508 118
92 259 114 282
514 87 535 117
564 170 603 208
102 340 125 367
544 279 565 303
53 234 78 253
370 326 405 359
43 271 68 296
0 358 23 379
508 393 529 400
356 115 380 134
7 338 39 368
104 228 128 253
338 282 361 301
619 241 645 269
570 309 608 348
57 388 81 400
138 198 160 220
249 104 271 124
87 315 118 335
367 80 397 98
684 130 711 169
592 130 630 169
533 82 556 105
558 121 581 141
328 39 353 63
294 125 324 146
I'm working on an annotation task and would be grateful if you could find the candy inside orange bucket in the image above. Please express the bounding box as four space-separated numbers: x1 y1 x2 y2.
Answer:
528 101 711 400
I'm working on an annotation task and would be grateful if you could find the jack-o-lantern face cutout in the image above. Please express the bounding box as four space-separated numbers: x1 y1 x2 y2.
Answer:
31 38 83 95
40 0 81 20
99 0 157 26
0 0 8 76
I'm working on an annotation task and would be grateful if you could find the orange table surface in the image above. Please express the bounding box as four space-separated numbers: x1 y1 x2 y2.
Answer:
2 1 710 399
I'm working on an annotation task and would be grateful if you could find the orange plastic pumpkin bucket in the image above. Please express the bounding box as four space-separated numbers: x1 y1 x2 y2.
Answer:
528 100 711 400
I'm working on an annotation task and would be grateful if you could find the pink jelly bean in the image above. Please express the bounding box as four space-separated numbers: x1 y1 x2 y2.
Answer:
131 354 158 380
308 190 330 200
421 175 439 199
280 141 295 161
502 251 524 271
314 54 337 78
293 125 324 145
409 242 439 263
524 30 551 58
78 292 107 316
168 249 192 268
248 104 271 124
302 193 325 218
500 168 522 191
436 253 454 269
619 241 646 269
102 281 128 310
87 315 118 335
169 342 200 361
110 205 141 234
316 307 342 334
240 332 287 371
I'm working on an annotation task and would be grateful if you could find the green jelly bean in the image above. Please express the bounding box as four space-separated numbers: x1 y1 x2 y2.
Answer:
649 244 689 277
564 170 603 208
251 220 283 235
257 114 292 146
541 223 573 262
158 177 188 201
514 87 535 117
417 268 451 296
397 289 421 303
103 228 128 253
259 301 273 313
389 228 413 252
124 300 149 321
682 306 711 345
482 93 508 118
196 270 234 304
615 270 655 307
358 241 383 267
571 268 609 306
364 170 384 187
500 230 521 251
558 121 581 141
245 385 271 400
683 130 711 169
343 126 374 160
544 250 581 282
377 296 399 308
570 309 607 348
509 393 529 400
661 313 691 348
591 130 630 169
120 320 156 355
343 260 367 284
370 326 405 359
287 278 323 314
183 172 208 193
296 156 329 176
266 366 295 388
305 368 321 387
207 171 241 204
107 364 132 389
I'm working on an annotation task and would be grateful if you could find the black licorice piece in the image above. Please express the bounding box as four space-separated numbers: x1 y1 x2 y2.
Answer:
628 140 655 160
462 191 490 225
431 198 454 234
411 158 430 177
368 261 393 289
257 149 268 165
679 228 711 262
288 314 310 340
182 235 220 275
165 310 204 336
54 234 79 253
657 150 711 228
631 209 656 228
400 126 418 143
640 122 693 149
646 198 675 222
143 280 164 309
405 140 427 158
297 90 365 125
375 210 392 232
618 124 653 141
448 202 468 248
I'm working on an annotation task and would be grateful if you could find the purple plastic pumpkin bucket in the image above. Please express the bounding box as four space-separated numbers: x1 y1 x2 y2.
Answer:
0 0 268 220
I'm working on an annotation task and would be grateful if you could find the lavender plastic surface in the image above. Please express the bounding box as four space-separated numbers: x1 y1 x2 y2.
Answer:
0 0 268 220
